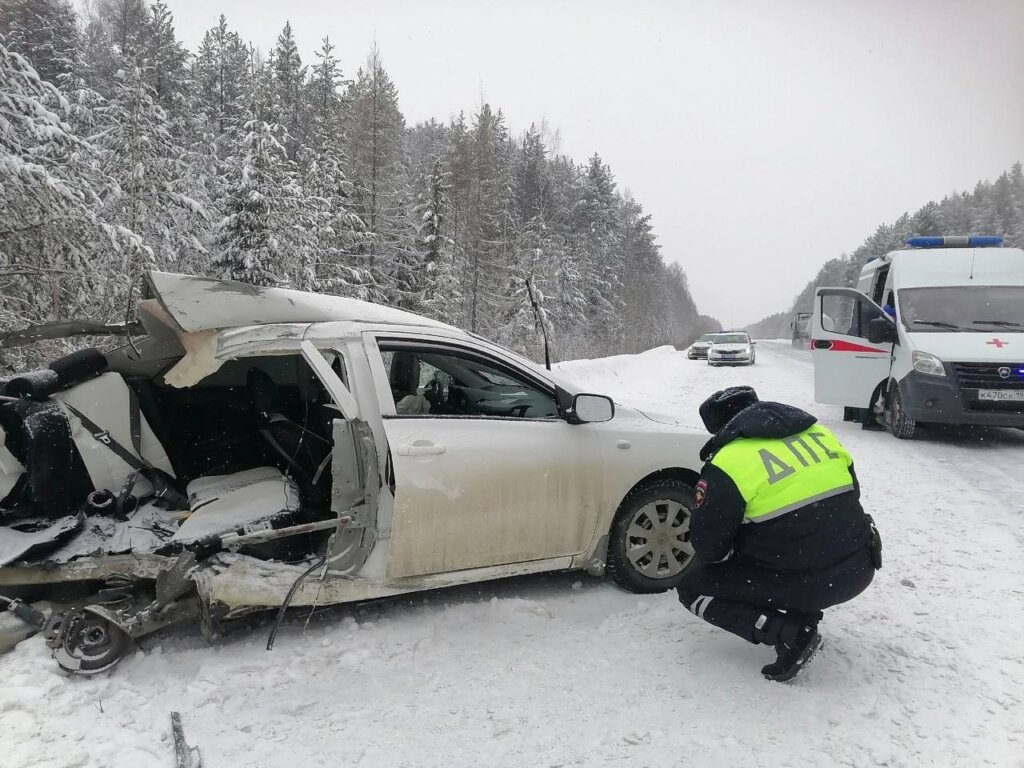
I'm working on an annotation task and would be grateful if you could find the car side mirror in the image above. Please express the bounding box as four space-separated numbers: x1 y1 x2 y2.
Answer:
568 393 614 424
866 316 898 344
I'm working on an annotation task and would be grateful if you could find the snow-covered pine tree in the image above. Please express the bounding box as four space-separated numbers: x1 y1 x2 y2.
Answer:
96 0 150 56
77 0 150 98
617 195 666 352
497 215 558 358
517 124 548 223
544 156 587 357
0 0 80 86
464 103 514 335
299 37 368 296
576 154 623 353
193 15 250 139
93 58 206 280
0 41 120 367
270 21 306 156
214 120 305 286
145 1 188 116
344 45 416 304
662 262 701 347
413 157 461 322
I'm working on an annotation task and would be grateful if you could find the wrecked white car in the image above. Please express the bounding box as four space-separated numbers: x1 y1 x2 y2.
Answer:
0 272 706 673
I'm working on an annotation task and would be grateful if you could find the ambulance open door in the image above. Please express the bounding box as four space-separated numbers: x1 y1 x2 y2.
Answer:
811 287 894 409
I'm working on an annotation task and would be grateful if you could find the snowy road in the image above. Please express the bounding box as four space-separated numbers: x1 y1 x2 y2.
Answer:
2 341 1023 768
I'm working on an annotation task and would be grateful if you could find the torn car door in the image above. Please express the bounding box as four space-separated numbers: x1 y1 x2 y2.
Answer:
299 341 379 575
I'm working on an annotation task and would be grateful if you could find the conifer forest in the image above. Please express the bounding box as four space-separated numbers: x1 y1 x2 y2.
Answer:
0 0 718 372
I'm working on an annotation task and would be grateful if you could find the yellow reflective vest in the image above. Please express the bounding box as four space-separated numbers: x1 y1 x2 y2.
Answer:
710 424 854 523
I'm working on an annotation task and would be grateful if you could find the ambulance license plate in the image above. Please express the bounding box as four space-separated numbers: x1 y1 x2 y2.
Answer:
978 389 1024 402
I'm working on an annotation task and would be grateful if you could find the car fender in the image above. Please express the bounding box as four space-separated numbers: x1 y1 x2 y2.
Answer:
576 405 705 570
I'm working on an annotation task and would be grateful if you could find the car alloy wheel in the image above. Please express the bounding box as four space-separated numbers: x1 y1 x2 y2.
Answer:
606 478 696 593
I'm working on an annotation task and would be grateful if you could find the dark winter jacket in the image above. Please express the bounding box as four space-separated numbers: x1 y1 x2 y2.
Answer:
691 401 871 572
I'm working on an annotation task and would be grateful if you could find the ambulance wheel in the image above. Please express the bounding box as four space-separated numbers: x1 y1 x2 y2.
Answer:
888 387 917 440
606 479 696 594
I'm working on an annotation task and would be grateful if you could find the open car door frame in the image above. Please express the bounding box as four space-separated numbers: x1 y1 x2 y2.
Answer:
811 287 895 409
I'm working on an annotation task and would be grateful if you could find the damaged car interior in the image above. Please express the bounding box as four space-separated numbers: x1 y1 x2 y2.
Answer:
0 278 376 674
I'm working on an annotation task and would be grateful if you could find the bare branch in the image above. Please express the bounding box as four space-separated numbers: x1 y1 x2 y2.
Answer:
0 319 144 349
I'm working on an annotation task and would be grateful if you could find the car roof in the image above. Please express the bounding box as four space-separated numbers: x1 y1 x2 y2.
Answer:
145 271 460 333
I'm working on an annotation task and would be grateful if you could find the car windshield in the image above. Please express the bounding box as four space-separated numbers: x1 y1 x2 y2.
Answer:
711 334 749 344
697 334 716 342
898 286 1024 333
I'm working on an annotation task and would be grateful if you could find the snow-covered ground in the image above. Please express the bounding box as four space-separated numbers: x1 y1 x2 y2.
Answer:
2 341 1022 768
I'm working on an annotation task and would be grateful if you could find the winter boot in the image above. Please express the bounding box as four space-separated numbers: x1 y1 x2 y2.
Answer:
761 625 822 682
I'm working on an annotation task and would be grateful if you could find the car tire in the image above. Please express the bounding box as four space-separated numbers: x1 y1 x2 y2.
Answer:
888 386 916 440
606 478 696 594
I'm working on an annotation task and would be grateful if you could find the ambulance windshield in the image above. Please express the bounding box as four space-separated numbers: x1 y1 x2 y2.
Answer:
898 286 1024 332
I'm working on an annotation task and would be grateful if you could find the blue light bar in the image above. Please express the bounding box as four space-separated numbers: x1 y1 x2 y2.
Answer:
905 235 1004 248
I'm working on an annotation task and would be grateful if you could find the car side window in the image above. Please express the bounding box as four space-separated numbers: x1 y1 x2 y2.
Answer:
379 346 560 419
820 293 885 339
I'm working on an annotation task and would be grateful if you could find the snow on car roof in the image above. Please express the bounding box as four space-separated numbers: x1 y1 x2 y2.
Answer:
146 271 458 333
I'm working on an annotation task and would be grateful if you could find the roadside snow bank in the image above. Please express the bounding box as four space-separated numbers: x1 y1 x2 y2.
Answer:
556 345 690 410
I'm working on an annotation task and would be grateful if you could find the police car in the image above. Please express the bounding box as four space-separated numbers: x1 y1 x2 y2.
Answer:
707 332 757 366
810 236 1024 438
687 333 718 359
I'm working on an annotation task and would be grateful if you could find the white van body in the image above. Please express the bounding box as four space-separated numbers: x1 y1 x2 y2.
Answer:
810 240 1024 436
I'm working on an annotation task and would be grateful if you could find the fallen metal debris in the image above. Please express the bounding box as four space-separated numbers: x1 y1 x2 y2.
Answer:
171 712 203 768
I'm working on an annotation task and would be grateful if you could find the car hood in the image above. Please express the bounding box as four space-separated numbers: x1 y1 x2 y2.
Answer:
905 331 1024 362
633 406 705 430
690 342 712 348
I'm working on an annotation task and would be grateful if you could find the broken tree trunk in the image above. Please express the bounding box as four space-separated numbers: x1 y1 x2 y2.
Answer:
0 320 144 350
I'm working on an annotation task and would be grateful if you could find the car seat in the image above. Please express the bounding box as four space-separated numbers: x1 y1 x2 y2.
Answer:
389 353 420 401
246 367 330 489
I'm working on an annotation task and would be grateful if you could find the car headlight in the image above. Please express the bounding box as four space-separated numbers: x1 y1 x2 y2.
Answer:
912 350 946 377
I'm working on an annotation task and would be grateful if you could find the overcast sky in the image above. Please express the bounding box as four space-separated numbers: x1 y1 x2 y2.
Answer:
163 0 1024 326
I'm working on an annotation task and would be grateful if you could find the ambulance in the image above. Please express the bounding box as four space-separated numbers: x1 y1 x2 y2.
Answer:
810 236 1024 439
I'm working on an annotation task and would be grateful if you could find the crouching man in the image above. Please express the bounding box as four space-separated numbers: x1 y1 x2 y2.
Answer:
677 386 880 682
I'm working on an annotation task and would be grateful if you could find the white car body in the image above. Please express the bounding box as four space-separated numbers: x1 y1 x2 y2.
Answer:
706 333 756 366
810 240 1024 433
1 272 708 619
686 334 717 359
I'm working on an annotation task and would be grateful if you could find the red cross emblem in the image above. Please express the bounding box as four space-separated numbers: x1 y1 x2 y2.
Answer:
986 338 1008 348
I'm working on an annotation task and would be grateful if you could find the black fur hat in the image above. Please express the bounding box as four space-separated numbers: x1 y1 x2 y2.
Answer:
699 386 759 434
